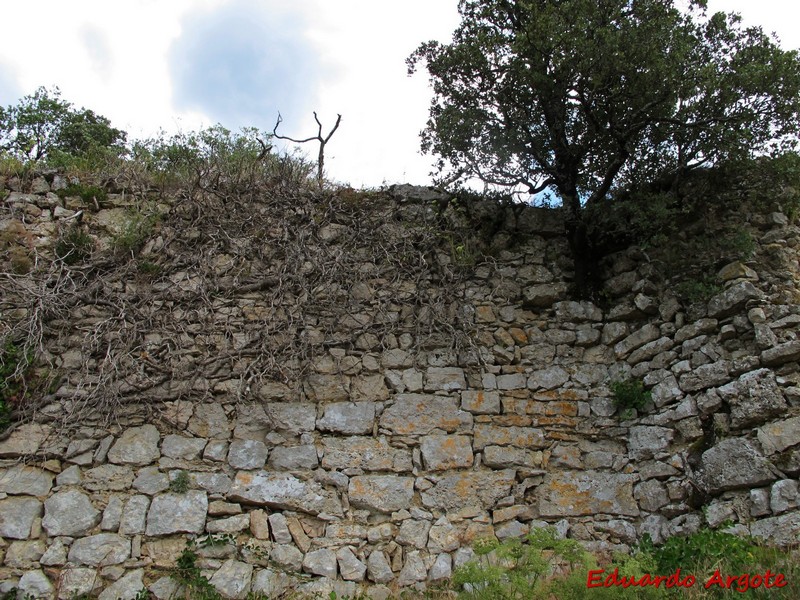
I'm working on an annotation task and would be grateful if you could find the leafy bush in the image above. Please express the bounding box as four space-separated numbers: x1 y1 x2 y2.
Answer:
611 378 651 418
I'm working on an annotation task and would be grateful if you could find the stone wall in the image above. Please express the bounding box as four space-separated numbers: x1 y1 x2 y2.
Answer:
1 175 799 598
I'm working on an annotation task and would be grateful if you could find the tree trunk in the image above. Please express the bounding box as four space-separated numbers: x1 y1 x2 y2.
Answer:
563 194 600 300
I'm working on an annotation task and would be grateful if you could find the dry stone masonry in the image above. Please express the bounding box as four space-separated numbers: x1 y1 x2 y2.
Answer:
0 176 799 598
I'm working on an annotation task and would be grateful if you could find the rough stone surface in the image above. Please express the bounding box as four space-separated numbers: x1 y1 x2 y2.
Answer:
107 425 161 466
303 548 338 578
461 390 501 414
537 471 639 517
43 490 100 537
0 496 42 539
717 369 788 429
188 402 231 438
421 470 515 510
697 439 778 495
628 426 674 461
337 546 367 581
228 439 269 470
68 533 131 566
0 465 54 496
270 544 303 572
761 340 800 367
229 471 342 516
317 402 376 434
321 437 411 472
420 435 473 470
161 435 207 459
707 281 762 318
145 490 208 535
115 495 147 536
98 569 144 600
18 570 55 599
380 394 472 434
349 476 415 513
269 445 319 470
758 416 800 455
56 568 97 599
210 560 253 599
367 550 395 583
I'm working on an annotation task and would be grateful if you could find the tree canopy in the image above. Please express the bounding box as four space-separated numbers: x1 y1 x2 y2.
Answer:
409 0 800 292
0 86 126 162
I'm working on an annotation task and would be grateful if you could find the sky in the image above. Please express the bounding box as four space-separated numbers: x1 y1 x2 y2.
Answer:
0 0 798 188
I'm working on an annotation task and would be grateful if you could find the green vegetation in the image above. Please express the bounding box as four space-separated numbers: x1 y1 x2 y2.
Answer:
450 528 799 600
172 545 221 600
113 207 159 256
611 378 652 418
0 86 125 164
169 469 191 494
57 182 108 206
0 340 32 433
409 0 800 295
54 226 93 265
674 277 723 305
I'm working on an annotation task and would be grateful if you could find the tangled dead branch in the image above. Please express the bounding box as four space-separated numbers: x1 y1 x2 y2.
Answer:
1 166 491 439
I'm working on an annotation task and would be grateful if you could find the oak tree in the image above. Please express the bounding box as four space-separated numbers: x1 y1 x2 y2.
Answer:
409 0 800 294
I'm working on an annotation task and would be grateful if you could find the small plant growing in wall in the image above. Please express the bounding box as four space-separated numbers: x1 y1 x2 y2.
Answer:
611 378 651 419
169 469 191 494
54 226 93 265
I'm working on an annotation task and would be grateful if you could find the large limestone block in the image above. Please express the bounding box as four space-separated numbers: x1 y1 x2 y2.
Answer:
227 439 269 470
697 438 778 495
321 437 411 472
161 435 207 459
68 533 130 566
421 470 515 510
108 424 161 466
424 367 466 391
305 373 350 402
229 471 342 516
145 490 208 535
83 464 134 491
420 435 473 470
707 281 762 318
43 490 100 536
537 471 639 517
348 476 415 513
266 402 316 434
210 560 253 599
749 511 800 547
628 426 674 461
0 496 41 539
268 445 319 470
717 369 787 429
0 465 54 496
761 340 800 367
473 424 546 451
380 394 472 435
317 402 375 435
758 415 800 455
187 403 231 439
98 569 144 600
0 423 51 457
